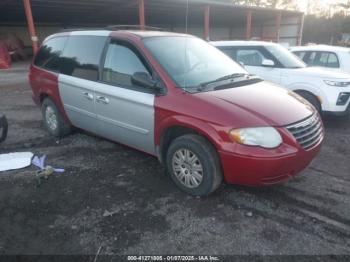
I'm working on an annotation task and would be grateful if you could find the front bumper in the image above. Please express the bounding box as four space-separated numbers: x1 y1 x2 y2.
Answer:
218 127 323 186
323 102 350 117
321 86 350 114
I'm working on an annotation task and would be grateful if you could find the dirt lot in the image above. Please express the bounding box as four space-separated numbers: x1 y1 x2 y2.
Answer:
0 62 350 257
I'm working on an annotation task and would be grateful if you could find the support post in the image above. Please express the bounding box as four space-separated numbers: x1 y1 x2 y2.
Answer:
23 0 39 54
138 0 145 30
275 12 282 43
204 5 210 41
246 10 252 41
297 14 305 46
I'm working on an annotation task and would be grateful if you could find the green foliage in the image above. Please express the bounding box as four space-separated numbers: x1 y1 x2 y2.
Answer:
303 14 350 45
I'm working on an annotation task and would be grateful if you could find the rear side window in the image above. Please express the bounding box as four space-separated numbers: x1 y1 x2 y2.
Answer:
34 36 67 72
60 36 107 81
102 41 150 88
308 51 339 68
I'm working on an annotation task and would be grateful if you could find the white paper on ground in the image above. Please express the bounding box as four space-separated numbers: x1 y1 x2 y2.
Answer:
0 152 34 172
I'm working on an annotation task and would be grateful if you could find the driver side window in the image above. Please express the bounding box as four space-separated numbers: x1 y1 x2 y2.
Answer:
102 41 150 88
236 49 266 66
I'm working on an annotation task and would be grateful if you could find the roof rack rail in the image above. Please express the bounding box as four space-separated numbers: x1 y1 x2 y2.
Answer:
60 27 105 33
59 25 164 33
105 25 164 31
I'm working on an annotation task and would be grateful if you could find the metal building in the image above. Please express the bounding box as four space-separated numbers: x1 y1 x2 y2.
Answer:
0 0 304 54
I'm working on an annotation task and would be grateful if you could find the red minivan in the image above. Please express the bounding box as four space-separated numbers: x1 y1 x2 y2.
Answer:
29 29 324 195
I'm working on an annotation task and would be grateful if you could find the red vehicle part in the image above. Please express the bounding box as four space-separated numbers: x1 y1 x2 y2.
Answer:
0 41 11 69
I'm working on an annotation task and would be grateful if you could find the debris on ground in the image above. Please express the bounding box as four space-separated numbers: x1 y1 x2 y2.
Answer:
0 152 33 172
32 155 65 185
103 208 121 217
32 155 65 173
35 165 55 179
245 211 253 217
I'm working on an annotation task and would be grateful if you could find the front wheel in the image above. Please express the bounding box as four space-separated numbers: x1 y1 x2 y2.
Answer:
166 134 223 196
295 91 322 115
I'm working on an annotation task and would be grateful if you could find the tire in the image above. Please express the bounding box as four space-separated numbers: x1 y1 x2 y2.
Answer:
166 134 223 196
0 114 8 143
296 91 322 115
41 98 71 138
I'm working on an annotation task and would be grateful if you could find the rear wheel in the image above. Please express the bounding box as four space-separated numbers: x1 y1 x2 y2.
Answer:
295 91 322 115
42 98 71 138
166 134 222 196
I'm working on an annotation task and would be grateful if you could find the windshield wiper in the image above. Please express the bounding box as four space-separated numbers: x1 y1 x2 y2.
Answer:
214 77 262 90
197 73 251 91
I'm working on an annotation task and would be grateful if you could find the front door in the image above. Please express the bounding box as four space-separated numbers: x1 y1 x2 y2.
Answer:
235 48 282 84
95 40 156 155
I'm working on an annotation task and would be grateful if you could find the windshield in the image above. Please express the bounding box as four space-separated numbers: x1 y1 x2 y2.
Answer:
265 45 306 69
143 36 248 89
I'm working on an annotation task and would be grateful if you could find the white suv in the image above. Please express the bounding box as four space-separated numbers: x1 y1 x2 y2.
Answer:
290 45 350 74
211 41 350 116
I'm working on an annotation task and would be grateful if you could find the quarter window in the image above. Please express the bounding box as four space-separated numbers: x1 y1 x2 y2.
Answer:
60 36 106 81
326 53 340 68
102 41 150 87
34 36 67 72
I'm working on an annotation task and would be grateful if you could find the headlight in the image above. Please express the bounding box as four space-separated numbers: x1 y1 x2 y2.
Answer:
324 80 350 87
229 127 282 149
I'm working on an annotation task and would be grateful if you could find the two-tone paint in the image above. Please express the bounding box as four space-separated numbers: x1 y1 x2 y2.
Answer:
30 30 324 186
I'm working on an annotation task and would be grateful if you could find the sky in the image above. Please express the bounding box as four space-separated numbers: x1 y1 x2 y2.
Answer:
296 0 348 15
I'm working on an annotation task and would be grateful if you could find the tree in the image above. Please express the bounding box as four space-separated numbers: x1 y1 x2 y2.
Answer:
231 0 298 9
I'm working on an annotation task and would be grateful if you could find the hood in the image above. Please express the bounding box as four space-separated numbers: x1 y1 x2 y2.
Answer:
195 81 314 127
290 67 350 80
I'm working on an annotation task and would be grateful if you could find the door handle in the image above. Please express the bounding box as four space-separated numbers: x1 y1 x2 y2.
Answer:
96 96 109 105
83 92 94 101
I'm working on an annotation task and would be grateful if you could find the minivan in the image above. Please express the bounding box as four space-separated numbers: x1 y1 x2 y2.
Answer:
29 29 324 196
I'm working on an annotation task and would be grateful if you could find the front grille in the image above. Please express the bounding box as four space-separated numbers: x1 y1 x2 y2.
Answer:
286 114 324 150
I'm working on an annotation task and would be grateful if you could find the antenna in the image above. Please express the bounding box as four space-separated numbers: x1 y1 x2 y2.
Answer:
184 0 189 91
185 0 189 34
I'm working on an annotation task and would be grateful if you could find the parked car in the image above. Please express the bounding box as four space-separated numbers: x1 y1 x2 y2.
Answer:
290 45 350 74
212 41 350 116
29 30 323 196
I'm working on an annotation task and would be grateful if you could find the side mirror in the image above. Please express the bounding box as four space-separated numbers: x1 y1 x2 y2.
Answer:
131 72 159 90
261 59 275 67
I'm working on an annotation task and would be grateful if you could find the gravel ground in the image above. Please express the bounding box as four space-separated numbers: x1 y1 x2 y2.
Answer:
0 62 349 257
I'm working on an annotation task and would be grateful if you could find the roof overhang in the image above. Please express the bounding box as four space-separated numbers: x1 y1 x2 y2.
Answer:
0 0 303 26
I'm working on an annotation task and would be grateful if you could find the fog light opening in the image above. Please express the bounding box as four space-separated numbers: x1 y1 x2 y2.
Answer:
336 92 350 106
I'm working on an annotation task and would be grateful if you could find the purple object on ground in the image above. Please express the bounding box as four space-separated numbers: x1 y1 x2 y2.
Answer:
32 155 65 173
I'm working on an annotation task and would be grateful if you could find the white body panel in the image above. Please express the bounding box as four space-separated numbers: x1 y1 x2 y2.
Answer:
94 83 155 155
59 74 156 155
212 41 350 113
59 74 97 132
